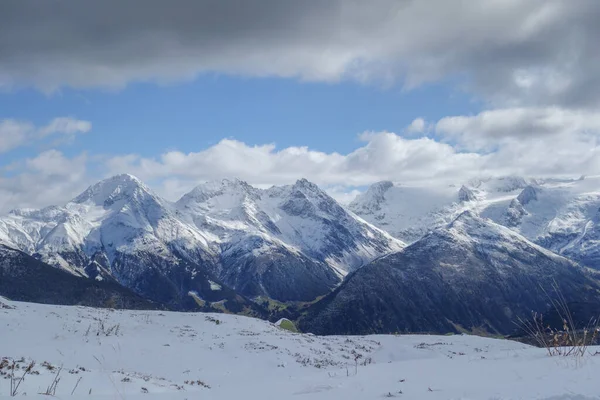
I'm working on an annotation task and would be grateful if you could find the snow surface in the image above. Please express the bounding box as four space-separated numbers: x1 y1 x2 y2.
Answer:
1 300 599 399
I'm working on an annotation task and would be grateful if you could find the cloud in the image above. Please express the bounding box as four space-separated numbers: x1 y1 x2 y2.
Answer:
103 134 482 191
0 150 90 213
2 0 600 108
101 106 600 202
3 105 600 213
405 118 427 134
435 107 600 151
0 119 34 153
324 186 364 205
0 117 91 153
102 107 600 199
39 117 92 137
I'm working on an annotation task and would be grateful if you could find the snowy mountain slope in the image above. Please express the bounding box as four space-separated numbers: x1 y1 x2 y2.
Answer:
0 175 403 304
349 176 531 243
492 177 600 270
301 212 600 336
0 175 216 274
349 181 460 243
0 244 157 309
2 299 599 399
351 175 600 269
175 178 404 300
0 175 261 312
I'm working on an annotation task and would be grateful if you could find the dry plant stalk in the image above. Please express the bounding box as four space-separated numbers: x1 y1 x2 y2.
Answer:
517 281 599 358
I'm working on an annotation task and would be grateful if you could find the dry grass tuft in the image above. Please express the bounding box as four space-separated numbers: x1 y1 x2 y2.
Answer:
517 281 599 358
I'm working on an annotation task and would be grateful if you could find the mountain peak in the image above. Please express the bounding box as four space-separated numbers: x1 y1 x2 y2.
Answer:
516 185 539 205
114 173 142 183
371 180 394 192
349 181 394 211
364 180 394 200
72 174 154 206
179 178 259 206
467 176 529 193
292 178 321 192
458 185 477 202
442 210 556 257
438 210 510 246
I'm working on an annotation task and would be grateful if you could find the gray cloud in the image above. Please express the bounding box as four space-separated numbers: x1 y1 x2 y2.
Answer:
2 0 600 107
435 107 600 151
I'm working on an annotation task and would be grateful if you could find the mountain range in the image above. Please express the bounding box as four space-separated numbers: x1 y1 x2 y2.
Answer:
1 174 599 335
350 175 600 271
0 174 402 308
300 211 600 335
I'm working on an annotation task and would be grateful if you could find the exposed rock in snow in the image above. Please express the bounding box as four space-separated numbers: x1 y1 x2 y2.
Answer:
458 185 477 202
504 198 528 227
301 212 600 335
517 185 539 205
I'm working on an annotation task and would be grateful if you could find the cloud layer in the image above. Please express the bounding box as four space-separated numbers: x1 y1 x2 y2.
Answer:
2 111 599 213
2 0 600 108
435 107 600 151
4 106 595 213
107 118 600 199
0 117 91 153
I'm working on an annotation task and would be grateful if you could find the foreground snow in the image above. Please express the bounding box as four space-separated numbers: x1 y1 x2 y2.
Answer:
1 300 599 399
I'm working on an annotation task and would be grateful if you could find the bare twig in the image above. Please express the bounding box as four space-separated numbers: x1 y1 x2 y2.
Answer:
43 366 63 396
10 360 35 396
71 376 83 395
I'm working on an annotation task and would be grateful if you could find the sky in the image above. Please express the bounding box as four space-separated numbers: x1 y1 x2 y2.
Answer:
1 0 600 213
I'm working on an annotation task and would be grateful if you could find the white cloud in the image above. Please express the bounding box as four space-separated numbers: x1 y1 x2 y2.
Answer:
0 150 90 213
39 117 92 137
0 120 34 153
100 106 600 203
435 107 600 151
324 186 364 205
103 134 482 191
2 105 600 213
405 118 427 134
0 117 91 153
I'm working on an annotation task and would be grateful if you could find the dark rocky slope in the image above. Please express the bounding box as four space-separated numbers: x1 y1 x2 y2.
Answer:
300 212 600 335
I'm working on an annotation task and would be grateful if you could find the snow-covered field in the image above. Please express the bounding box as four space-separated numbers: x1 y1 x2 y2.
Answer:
1 299 599 399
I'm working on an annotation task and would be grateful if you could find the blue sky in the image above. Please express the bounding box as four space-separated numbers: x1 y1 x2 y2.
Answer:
1 0 599 212
0 75 477 162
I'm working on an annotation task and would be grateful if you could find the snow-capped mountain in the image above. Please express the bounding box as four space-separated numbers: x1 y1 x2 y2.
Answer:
300 211 600 335
350 175 600 270
0 175 260 311
481 177 600 270
349 176 533 243
175 177 404 300
349 180 463 242
0 174 403 305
